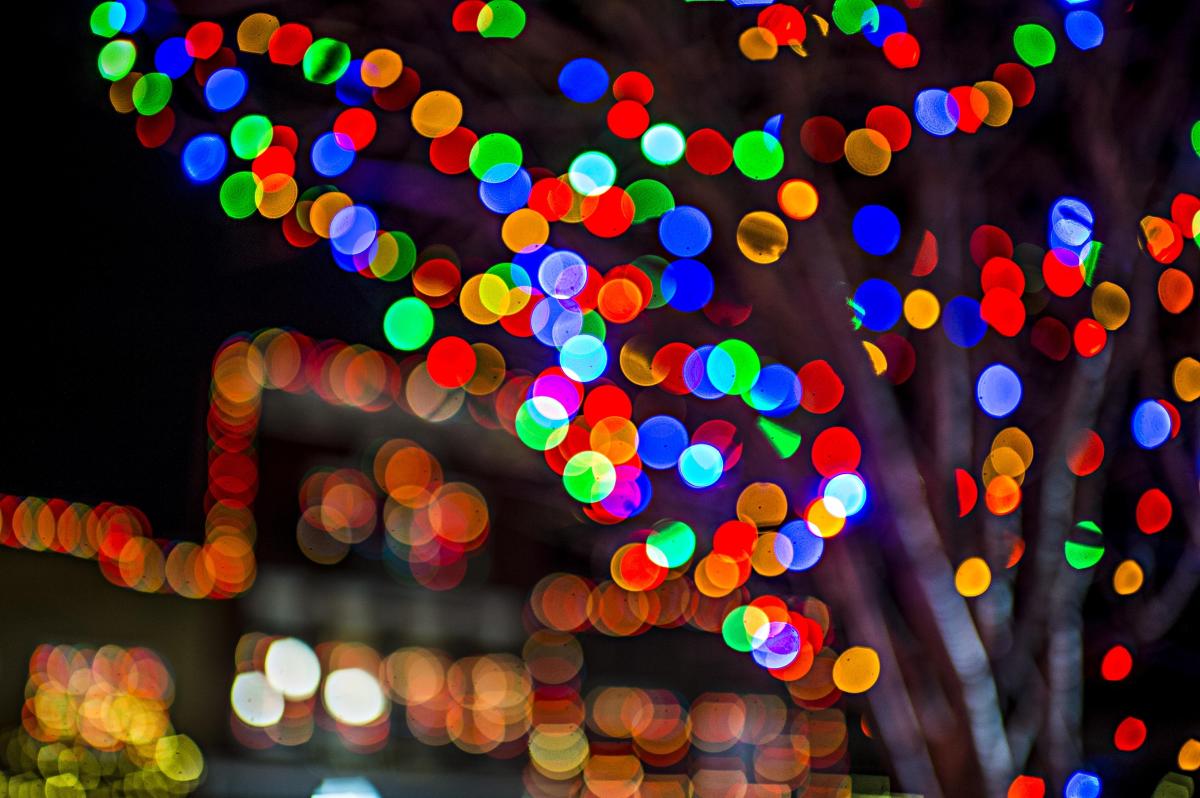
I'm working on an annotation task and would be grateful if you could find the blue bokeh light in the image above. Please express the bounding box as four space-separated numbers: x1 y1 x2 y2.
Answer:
678 443 724 488
976 363 1023 418
558 58 609 103
181 134 227 184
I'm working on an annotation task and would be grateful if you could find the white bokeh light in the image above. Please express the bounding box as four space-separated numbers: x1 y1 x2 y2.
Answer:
264 637 321 700
323 668 386 726
230 671 284 727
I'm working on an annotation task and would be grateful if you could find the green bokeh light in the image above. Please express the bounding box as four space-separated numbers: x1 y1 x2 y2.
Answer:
757 417 802 459
90 2 126 37
580 310 607 341
733 131 784 180
831 0 879 35
470 133 524 183
721 607 758 652
1013 24 1056 68
377 232 417 282
478 0 526 39
627 179 675 223
303 38 352 84
219 172 260 219
383 297 435 351
230 115 274 160
132 73 172 116
712 339 762 396
515 400 570 451
646 521 696 569
562 451 616 503
98 40 137 81
1065 520 1105 569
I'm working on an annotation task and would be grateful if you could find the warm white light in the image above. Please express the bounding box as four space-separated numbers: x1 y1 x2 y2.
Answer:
230 671 284 727
323 668 386 726
265 637 321 700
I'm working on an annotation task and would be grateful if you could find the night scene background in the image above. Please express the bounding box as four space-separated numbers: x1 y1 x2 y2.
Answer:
2 0 1197 796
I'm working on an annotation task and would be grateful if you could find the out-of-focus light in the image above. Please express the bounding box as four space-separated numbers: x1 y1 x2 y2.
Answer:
1131 400 1171 449
824 472 867 517
976 363 1023 418
750 621 800 669
312 777 382 798
1100 645 1132 681
1049 196 1095 252
182 134 227 183
775 519 824 570
853 205 902 256
231 672 285 727
1179 738 1200 770
1064 11 1104 50
955 557 992 597
265 637 321 700
559 334 607 382
1008 775 1046 798
832 646 881 693
205 67 248 111
678 443 723 488
638 415 689 469
323 668 387 726
1064 771 1101 798
914 88 959 136
641 123 686 166
568 150 617 196
558 57 608 103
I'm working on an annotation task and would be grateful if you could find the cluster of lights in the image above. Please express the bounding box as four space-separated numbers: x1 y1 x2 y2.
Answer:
225 627 879 796
294 440 492 590
68 1 1200 794
1 644 202 795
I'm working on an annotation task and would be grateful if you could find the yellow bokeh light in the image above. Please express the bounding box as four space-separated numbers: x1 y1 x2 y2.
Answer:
459 274 504 325
736 211 789 264
619 337 661 387
411 91 463 138
739 27 779 60
1112 559 1144 596
1179 738 1200 771
479 273 521 316
778 179 819 220
973 80 1014 127
955 557 991 597
501 208 550 253
862 341 887 376
844 128 892 176
806 498 847 538
992 427 1035 469
1173 356 1200 402
361 48 403 88
832 647 880 694
255 175 298 219
308 192 353 238
751 532 789 577
736 482 788 528
155 734 204 782
1091 281 1131 330
904 289 940 329
236 13 280 54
